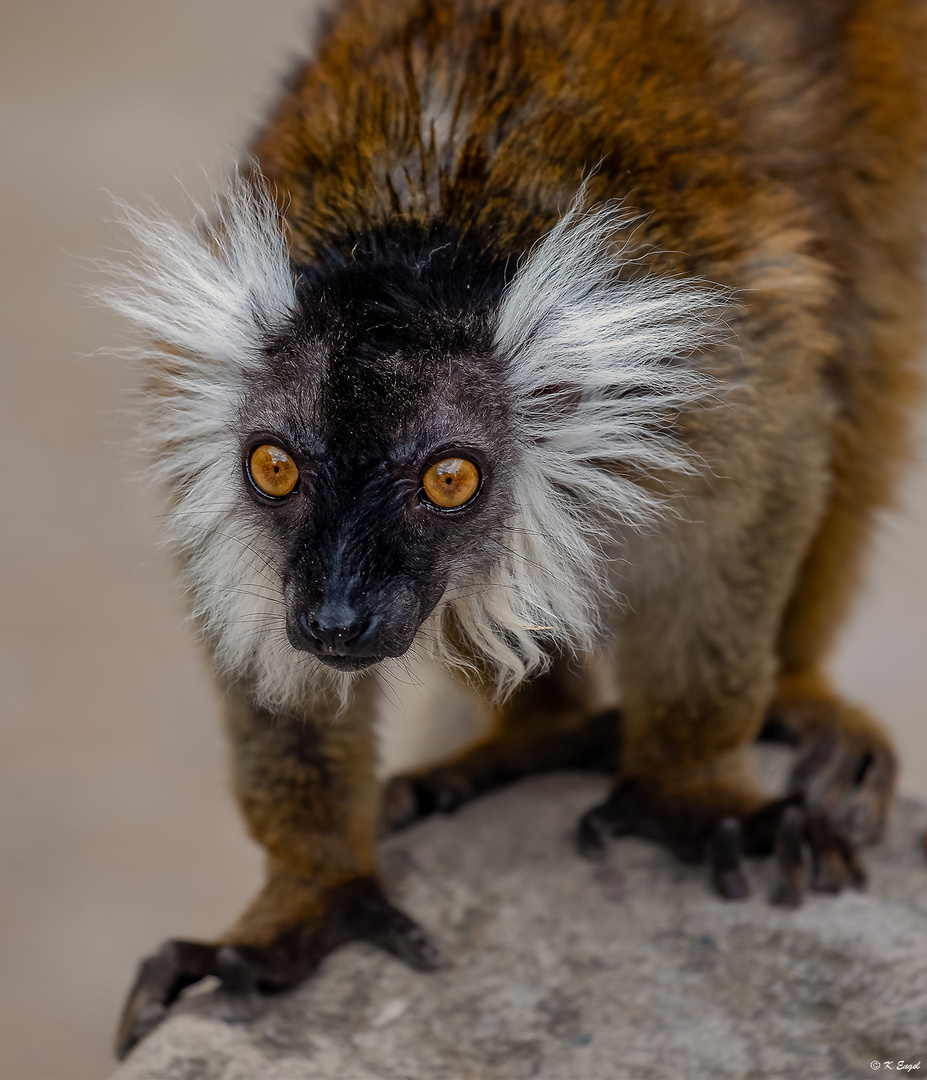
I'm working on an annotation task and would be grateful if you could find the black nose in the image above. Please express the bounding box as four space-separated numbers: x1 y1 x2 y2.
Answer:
298 610 371 656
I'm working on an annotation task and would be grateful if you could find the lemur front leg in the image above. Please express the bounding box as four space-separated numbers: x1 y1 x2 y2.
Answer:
115 677 441 1060
579 476 869 905
381 660 621 832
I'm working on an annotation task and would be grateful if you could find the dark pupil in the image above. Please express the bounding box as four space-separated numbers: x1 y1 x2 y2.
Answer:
273 465 280 473
444 476 452 484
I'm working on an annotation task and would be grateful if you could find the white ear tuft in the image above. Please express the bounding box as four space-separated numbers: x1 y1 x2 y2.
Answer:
103 172 296 379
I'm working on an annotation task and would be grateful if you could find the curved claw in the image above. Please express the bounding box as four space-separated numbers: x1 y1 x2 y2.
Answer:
771 804 807 907
115 940 220 1060
114 879 442 1061
711 817 750 900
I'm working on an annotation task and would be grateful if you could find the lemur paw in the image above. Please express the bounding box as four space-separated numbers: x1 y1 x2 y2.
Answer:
577 778 866 905
789 723 896 846
114 879 442 1060
380 768 480 832
763 696 898 846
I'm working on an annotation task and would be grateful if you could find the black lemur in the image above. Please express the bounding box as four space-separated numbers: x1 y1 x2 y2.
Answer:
109 0 927 1059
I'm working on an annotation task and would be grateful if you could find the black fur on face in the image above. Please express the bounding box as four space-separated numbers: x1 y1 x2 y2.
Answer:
237 224 517 670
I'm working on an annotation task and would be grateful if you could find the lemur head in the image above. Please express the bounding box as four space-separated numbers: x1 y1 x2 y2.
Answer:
107 176 722 708
242 232 513 672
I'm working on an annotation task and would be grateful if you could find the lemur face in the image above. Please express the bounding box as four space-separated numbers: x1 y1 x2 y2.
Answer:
112 180 718 708
236 238 514 670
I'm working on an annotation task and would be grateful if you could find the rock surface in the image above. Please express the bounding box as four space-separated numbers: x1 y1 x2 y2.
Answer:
114 753 927 1080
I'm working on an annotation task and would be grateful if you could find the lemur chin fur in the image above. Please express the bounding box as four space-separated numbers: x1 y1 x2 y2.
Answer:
110 0 927 1061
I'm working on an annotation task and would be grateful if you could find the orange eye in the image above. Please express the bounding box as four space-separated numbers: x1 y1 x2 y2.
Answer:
422 457 480 508
248 444 299 498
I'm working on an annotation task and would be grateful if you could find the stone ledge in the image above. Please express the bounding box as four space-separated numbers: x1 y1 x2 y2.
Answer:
114 755 927 1080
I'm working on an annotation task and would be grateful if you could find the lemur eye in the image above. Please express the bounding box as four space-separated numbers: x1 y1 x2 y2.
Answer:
422 457 480 508
248 444 299 498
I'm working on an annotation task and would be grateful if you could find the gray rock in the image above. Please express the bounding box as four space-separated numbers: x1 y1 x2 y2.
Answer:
114 752 927 1080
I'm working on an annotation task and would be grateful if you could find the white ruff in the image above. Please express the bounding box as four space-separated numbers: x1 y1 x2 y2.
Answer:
108 179 725 709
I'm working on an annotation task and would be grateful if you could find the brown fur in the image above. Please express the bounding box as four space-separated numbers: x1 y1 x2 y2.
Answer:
245 0 927 933
117 0 927 1057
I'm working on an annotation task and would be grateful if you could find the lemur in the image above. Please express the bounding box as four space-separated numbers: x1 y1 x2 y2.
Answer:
109 0 927 1059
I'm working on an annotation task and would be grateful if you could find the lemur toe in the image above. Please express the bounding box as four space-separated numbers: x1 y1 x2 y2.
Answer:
576 804 613 861
771 804 806 907
806 809 867 892
115 939 220 1059
710 817 751 900
354 889 446 970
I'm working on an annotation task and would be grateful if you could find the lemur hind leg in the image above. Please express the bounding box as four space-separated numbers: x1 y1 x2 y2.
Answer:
116 677 441 1061
381 659 621 833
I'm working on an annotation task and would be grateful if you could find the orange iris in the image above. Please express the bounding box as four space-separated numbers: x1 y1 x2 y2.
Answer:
422 457 480 508
249 444 299 497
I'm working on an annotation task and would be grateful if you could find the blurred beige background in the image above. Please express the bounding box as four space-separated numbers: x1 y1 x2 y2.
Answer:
0 3 925 1078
